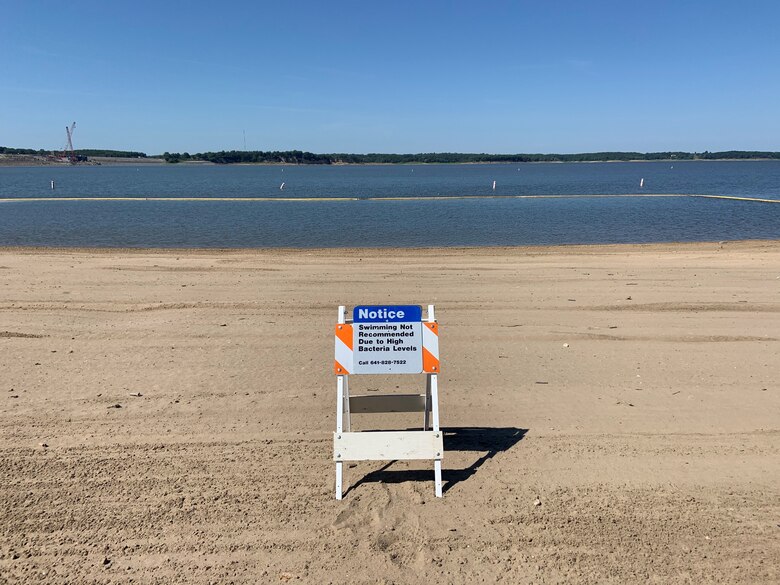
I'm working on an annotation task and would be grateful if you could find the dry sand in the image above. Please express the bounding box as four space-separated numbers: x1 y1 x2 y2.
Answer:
0 242 778 584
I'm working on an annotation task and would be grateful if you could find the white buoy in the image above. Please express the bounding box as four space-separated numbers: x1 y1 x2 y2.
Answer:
640 178 644 188
492 180 496 190
280 182 285 190
50 180 55 190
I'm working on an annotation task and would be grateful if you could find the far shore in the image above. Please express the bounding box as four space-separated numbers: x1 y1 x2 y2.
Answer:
3 154 780 168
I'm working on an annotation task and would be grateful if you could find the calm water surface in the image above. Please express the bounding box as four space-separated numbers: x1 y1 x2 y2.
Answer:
1 161 779 247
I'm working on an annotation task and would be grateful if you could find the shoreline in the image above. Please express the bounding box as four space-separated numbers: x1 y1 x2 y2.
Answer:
2 238 779 256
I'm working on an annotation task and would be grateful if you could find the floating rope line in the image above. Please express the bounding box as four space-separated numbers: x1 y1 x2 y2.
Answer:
0 194 777 203
688 195 780 204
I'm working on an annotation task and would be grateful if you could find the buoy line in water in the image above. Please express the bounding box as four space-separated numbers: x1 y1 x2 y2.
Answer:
0 194 778 203
688 195 780 204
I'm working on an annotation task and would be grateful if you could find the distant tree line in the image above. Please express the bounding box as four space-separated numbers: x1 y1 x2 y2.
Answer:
4 146 780 164
0 147 48 155
161 150 332 164
0 147 145 158
158 150 780 164
695 150 780 160
74 149 147 158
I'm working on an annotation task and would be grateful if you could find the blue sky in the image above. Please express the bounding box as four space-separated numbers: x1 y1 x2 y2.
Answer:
2 1 779 154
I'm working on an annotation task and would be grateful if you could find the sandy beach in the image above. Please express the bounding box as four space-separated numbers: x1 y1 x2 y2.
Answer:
1 241 778 584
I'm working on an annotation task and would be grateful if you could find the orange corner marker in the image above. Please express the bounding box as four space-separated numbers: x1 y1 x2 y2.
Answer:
334 324 353 350
422 322 440 373
334 323 354 375
334 360 350 375
422 348 439 373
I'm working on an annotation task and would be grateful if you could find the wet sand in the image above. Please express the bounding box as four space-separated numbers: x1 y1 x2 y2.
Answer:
1 241 778 583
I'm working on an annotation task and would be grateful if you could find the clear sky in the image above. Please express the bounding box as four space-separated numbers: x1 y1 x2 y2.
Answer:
2 1 779 154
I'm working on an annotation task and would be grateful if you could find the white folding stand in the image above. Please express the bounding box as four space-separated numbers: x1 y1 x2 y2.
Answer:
334 305 442 500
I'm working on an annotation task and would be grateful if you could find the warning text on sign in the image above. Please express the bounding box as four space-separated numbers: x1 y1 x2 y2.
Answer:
353 321 423 374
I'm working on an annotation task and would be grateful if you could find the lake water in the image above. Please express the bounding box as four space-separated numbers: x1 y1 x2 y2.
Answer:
1 161 779 247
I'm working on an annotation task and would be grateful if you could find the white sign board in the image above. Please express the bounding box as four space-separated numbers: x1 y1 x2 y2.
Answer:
353 305 423 374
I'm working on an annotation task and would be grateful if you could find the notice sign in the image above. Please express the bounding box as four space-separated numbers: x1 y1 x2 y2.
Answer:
353 305 423 374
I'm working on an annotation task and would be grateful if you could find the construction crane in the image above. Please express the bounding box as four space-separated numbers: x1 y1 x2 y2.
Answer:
64 122 76 163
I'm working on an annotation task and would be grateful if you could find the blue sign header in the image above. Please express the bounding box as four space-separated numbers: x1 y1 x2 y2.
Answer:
353 305 422 323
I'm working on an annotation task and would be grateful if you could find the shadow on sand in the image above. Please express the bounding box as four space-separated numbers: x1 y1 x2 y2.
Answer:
345 426 527 496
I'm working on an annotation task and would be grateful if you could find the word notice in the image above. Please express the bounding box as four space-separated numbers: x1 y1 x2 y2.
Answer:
353 305 423 374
